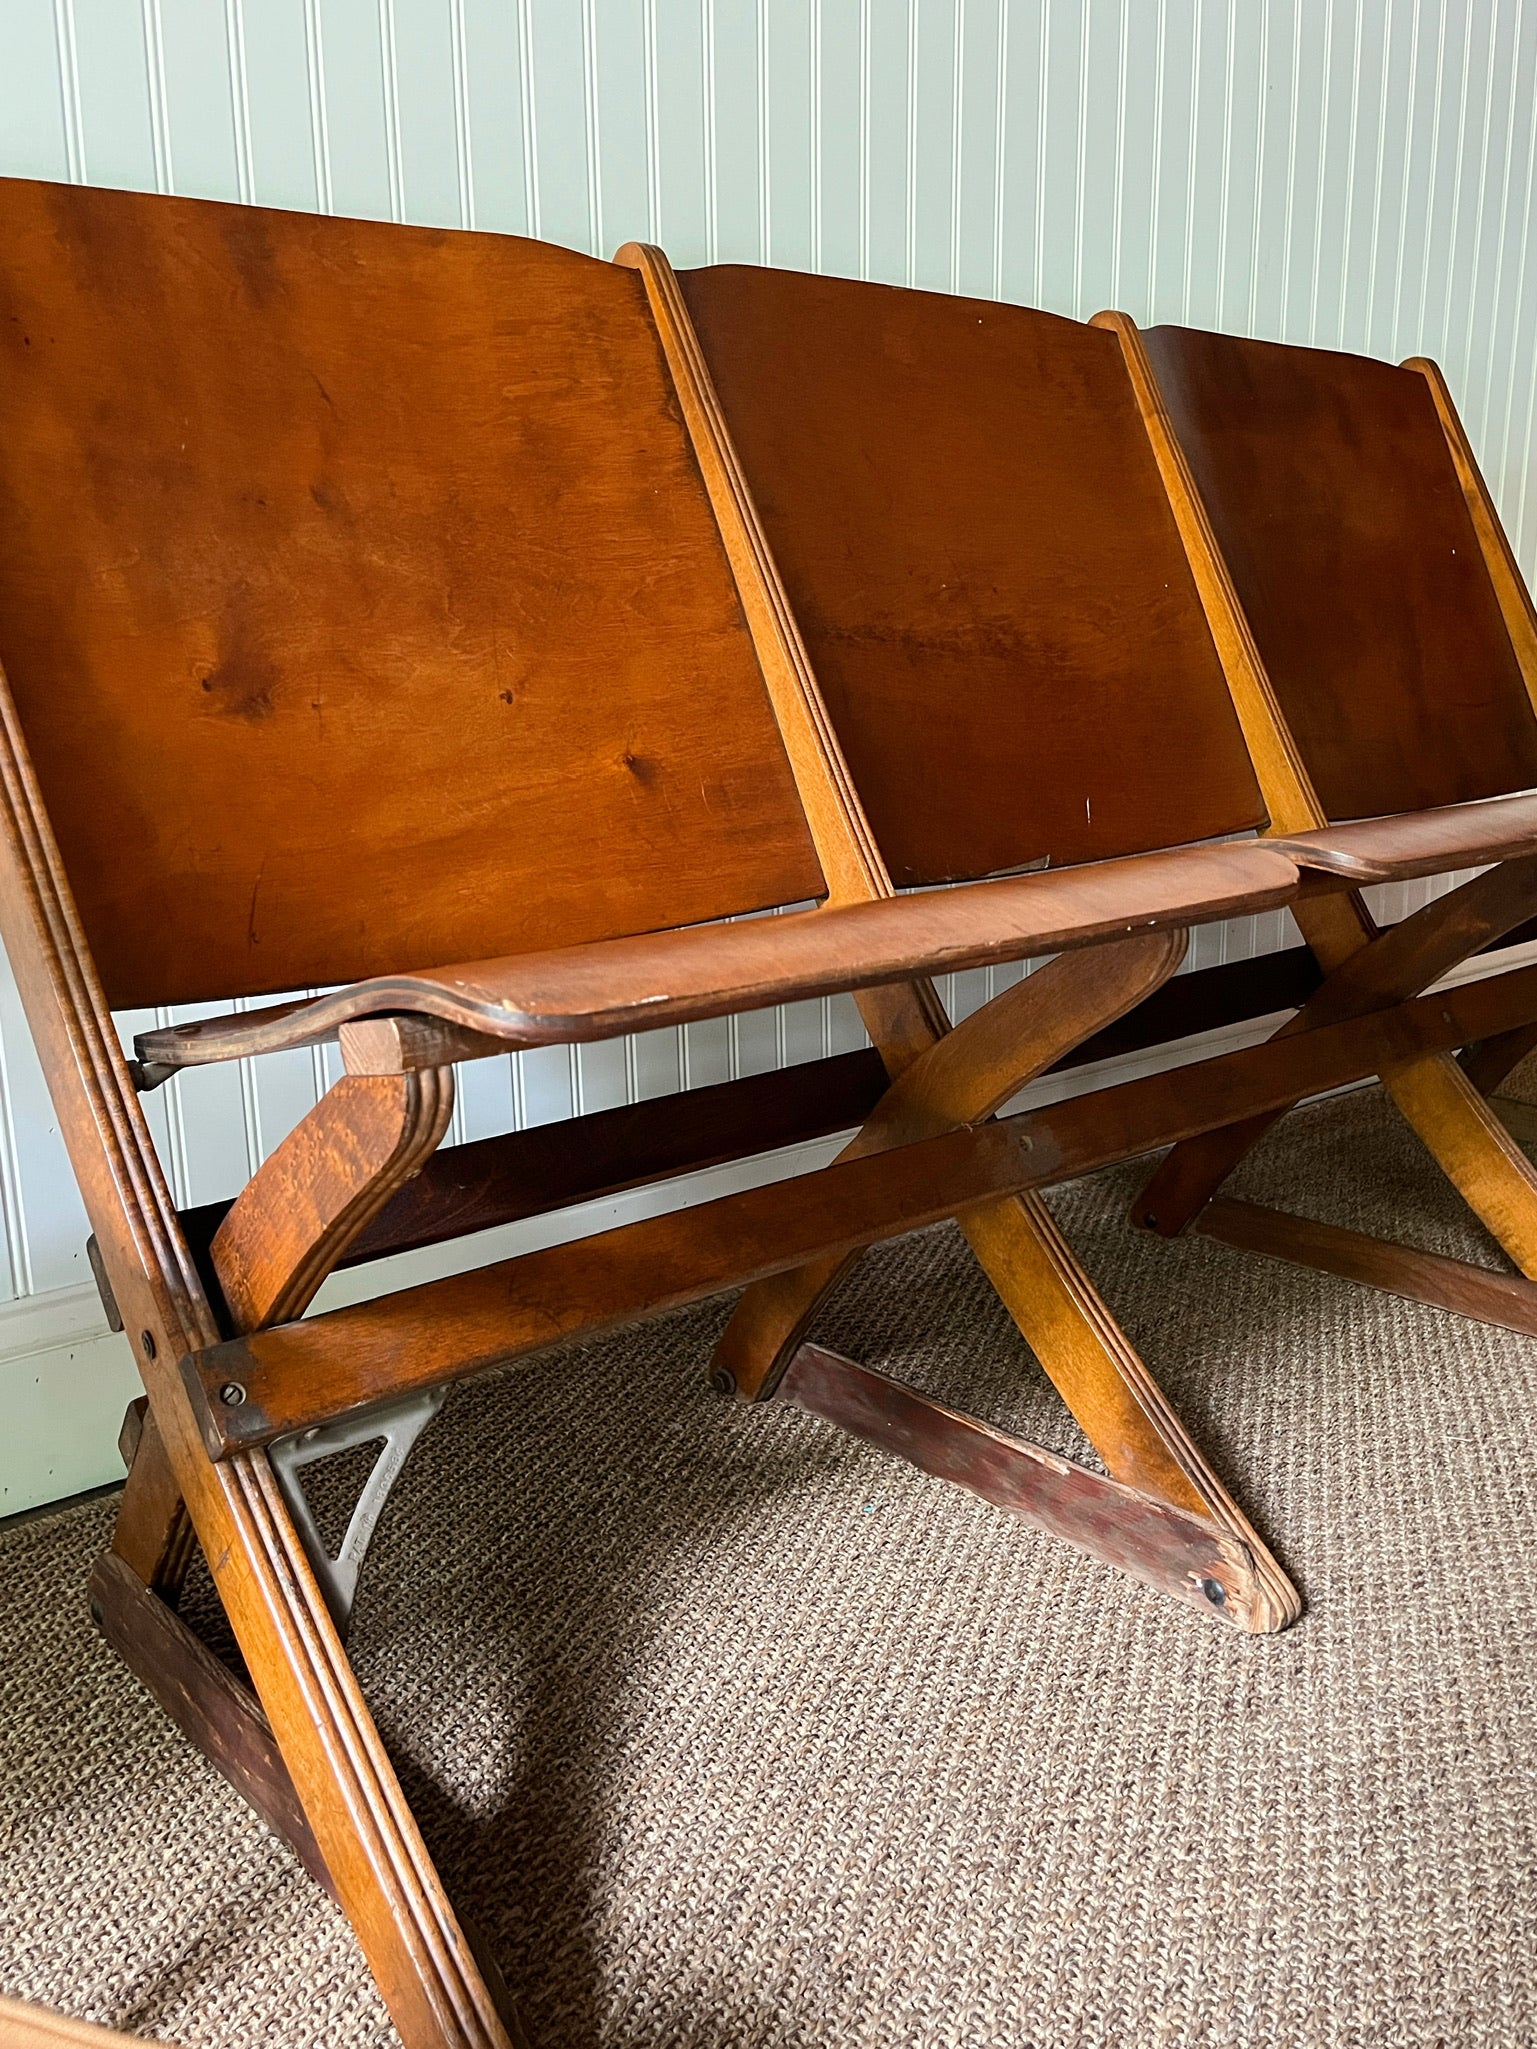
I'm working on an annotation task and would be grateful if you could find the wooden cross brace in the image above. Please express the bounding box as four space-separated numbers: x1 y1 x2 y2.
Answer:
1138 853 1537 1327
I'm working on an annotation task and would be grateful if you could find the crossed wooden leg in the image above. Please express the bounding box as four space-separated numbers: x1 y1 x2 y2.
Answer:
714 932 1300 1630
92 1056 526 2048
1138 855 1537 1333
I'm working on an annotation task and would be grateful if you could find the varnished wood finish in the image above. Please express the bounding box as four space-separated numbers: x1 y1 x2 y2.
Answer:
1139 854 1537 1236
1195 1198 1537 1337
646 249 1298 1624
211 1069 454 1332
1139 321 1537 822
0 657 516 2045
713 932 1186 1401
131 838 1300 1073
677 262 1266 885
1111 309 1537 1306
1273 793 1537 882
0 177 824 1009
181 956 1537 1459
89 1550 337 1897
777 1345 1262 1627
631 249 1310 1628
1404 356 1537 722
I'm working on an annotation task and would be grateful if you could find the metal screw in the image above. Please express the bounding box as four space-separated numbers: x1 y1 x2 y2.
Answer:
139 1329 156 1361
1197 1576 1227 1609
219 1381 247 1407
710 1367 736 1396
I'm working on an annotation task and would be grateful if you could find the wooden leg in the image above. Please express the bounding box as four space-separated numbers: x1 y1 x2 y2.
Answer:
714 934 1184 1400
1140 857 1537 1241
1380 1052 1537 1276
714 934 1303 1632
1195 1196 1537 1334
191 1442 524 2049
957 1194 1300 1630
89 1545 528 2044
110 1403 195 1603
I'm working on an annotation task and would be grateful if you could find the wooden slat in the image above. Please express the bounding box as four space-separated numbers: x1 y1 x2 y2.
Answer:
88 1551 336 1897
1194 1197 1537 1336
180 957 1537 1456
179 1048 893 1284
778 1344 1263 1627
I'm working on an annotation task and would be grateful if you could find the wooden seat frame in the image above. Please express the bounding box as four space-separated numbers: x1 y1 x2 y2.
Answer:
8 202 1537 2048
1095 315 1537 1334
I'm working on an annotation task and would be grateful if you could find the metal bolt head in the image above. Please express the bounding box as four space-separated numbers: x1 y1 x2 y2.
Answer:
1197 1575 1227 1609
219 1381 247 1407
710 1367 736 1397
139 1329 156 1361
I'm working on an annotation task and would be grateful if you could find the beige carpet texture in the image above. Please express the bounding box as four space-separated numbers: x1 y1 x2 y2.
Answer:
3 1084 1536 2048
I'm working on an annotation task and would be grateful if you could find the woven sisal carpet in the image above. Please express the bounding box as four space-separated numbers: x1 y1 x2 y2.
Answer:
3 1085 1536 2048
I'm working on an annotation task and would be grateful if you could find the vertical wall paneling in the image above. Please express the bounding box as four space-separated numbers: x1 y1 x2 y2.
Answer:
2 0 1537 1508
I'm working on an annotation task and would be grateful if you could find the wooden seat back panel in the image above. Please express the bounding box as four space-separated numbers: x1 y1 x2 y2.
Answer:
1142 322 1537 823
678 264 1267 887
0 180 823 1009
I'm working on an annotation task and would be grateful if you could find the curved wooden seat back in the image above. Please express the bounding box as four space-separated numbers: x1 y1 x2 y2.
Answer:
1141 323 1537 824
677 264 1266 889
0 180 823 1010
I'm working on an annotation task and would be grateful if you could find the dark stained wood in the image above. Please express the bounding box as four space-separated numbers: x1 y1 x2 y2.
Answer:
1195 1197 1537 1336
1463 1021 1537 1098
110 1406 196 1600
0 177 825 1009
181 955 1537 1459
678 263 1267 886
131 837 1301 1072
89 1551 337 1897
777 1344 1263 1627
118 1395 148 1469
1141 322 1537 822
180 1049 888 1278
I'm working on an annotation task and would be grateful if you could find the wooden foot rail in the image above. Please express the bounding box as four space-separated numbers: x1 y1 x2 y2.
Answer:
777 1345 1265 1627
1194 1197 1537 1336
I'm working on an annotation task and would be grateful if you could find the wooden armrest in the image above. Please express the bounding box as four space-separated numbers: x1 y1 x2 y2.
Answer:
134 839 1298 1078
1273 792 1537 882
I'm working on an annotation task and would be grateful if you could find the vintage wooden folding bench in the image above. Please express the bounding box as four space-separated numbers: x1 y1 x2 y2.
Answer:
655 249 1537 1503
0 180 1338 2048
1101 317 1537 1329
6 179 1536 2046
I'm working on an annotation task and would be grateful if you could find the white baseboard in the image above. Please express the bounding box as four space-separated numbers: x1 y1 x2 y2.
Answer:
7 933 1535 1519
